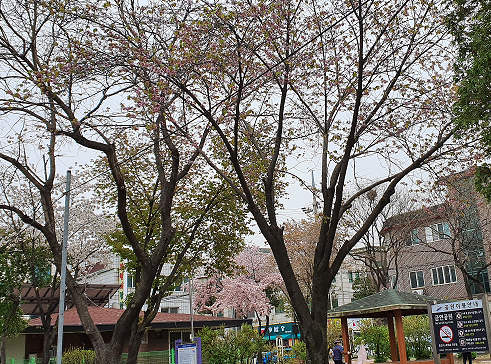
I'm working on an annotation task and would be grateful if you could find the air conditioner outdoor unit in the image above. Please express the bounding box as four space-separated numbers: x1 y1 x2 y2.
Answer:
412 289 424 295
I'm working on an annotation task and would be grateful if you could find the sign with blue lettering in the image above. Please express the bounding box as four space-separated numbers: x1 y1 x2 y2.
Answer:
431 299 488 353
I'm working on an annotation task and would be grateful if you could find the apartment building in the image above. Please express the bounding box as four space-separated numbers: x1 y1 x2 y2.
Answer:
381 171 491 299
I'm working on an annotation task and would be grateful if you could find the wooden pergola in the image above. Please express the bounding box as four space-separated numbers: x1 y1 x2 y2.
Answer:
327 289 454 364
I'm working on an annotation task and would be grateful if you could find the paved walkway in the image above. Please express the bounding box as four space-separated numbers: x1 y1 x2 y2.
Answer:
349 356 491 364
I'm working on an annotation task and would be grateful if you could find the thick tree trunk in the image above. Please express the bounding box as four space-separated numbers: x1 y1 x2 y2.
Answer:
301 320 328 364
41 322 56 364
126 320 146 364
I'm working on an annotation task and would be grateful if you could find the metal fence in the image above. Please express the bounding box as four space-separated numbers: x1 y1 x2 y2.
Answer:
120 350 175 364
10 350 175 364
9 359 54 364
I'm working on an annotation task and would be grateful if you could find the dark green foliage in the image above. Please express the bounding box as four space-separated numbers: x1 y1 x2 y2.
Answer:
199 324 267 364
457 352 477 359
449 0 491 131
474 165 491 202
403 315 432 360
352 276 378 301
62 347 98 364
448 0 491 199
0 301 28 338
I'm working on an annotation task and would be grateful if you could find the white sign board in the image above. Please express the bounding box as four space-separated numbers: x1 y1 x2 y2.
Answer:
178 344 197 364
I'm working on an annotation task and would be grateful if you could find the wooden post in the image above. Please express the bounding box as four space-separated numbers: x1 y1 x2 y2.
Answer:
387 312 399 361
447 353 454 364
394 309 407 364
341 317 351 364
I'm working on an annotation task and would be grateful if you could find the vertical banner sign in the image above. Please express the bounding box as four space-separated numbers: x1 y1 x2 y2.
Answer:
431 299 489 353
118 263 124 309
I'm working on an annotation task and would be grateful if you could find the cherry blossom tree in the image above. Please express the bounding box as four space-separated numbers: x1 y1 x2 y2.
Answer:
0 1 249 363
151 0 483 361
283 218 321 306
0 0 484 363
0 171 114 364
194 246 282 334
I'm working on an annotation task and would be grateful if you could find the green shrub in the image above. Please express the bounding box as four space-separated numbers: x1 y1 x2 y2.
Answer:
457 352 477 359
403 315 432 360
62 347 98 364
199 324 267 364
291 341 307 361
356 321 390 363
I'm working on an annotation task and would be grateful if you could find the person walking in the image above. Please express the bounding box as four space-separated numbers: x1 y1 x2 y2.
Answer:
333 339 344 364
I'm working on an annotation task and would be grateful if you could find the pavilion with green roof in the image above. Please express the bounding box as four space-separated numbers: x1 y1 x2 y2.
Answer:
327 289 453 364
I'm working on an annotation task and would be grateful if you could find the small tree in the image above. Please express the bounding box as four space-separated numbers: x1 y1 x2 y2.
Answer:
403 315 431 360
326 319 342 359
357 320 390 363
0 230 47 364
352 276 378 301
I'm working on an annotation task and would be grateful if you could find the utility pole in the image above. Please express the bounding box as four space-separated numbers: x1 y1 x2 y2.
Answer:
189 276 194 342
57 170 71 364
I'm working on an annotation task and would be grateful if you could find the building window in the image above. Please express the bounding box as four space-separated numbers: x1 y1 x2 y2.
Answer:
466 262 491 294
410 271 425 289
170 331 191 348
425 222 450 242
348 271 359 282
431 265 457 285
390 275 397 289
127 275 135 288
174 278 189 292
161 307 179 313
406 229 420 246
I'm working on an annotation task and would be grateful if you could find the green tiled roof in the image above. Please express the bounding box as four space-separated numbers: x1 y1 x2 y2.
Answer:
327 289 449 318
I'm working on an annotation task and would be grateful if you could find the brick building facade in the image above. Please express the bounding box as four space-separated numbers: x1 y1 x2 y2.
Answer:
382 171 491 299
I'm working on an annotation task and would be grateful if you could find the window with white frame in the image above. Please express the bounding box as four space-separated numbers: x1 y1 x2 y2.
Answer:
410 271 425 289
432 265 457 285
425 222 451 242
127 275 135 288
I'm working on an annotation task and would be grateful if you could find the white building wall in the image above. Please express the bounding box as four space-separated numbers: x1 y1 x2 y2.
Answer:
331 269 356 307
